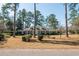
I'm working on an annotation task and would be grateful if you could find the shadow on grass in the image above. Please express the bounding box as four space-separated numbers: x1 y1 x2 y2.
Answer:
25 38 79 46
40 40 79 46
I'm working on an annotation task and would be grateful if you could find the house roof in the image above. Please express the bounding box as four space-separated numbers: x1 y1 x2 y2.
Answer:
23 26 49 31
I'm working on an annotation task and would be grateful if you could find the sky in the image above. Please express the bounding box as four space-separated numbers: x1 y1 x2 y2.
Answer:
0 3 68 27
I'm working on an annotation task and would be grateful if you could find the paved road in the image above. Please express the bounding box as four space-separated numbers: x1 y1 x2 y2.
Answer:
0 49 79 56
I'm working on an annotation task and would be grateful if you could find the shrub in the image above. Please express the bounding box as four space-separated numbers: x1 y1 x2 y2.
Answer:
3 31 13 36
5 35 11 38
3 33 11 38
0 33 5 41
76 30 79 34
22 34 32 42
15 30 24 35
68 29 79 34
38 31 62 35
22 36 26 41
9 31 24 36
38 35 43 41
69 30 75 34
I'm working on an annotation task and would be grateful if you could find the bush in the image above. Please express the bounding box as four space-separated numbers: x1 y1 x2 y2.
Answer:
22 34 32 42
38 31 62 35
69 30 75 34
5 35 11 38
15 30 24 35
38 35 43 41
22 36 26 41
75 30 79 34
0 33 5 41
3 30 13 36
69 29 79 34
9 31 25 36
3 33 11 38
48 31 60 35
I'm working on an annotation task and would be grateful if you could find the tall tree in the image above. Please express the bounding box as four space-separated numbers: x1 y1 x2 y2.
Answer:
17 9 33 30
0 4 9 32
5 3 19 37
64 3 69 37
16 18 23 30
33 3 37 38
21 9 27 29
25 11 33 28
6 19 13 31
33 3 45 37
13 3 19 37
69 3 78 23
17 10 23 30
69 3 79 34
36 10 44 27
46 14 58 30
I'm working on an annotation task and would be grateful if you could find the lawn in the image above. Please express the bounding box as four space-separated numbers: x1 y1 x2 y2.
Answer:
0 34 79 49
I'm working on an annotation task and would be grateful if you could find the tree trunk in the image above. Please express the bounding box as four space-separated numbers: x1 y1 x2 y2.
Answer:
13 3 16 37
3 17 5 33
65 3 69 37
33 3 37 38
